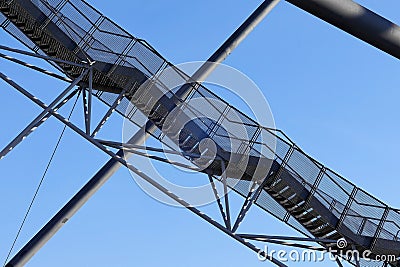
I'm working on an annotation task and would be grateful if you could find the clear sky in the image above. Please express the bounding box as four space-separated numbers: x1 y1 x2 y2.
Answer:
0 1 400 266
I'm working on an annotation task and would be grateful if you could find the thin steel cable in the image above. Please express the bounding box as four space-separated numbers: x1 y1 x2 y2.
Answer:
3 91 81 266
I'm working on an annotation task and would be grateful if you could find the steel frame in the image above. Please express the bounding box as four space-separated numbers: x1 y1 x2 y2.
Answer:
0 47 395 267
0 49 349 267
0 0 400 266
0 67 288 267
1 1 291 266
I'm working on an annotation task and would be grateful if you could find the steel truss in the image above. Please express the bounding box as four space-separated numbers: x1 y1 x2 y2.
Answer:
0 46 353 267
1 0 400 266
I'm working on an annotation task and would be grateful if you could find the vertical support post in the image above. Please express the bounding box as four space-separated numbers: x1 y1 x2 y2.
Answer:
82 87 90 135
82 66 93 135
87 67 93 133
370 207 390 250
337 187 358 229
269 144 295 187
357 218 367 236
221 160 231 231
304 167 325 207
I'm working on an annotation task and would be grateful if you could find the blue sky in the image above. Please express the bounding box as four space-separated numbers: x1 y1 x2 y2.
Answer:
0 1 400 266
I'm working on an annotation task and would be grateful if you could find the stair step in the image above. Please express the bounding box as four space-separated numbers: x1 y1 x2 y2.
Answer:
268 178 282 188
154 118 165 127
47 50 57 57
0 6 10 12
15 21 25 27
305 217 325 228
279 194 297 205
24 28 34 35
303 215 321 226
294 208 313 219
297 213 315 223
315 227 336 238
8 13 18 19
310 224 328 234
269 180 286 192
31 36 42 42
287 200 306 212
325 232 341 242
291 208 308 217
39 43 50 50
313 226 337 239
281 193 302 205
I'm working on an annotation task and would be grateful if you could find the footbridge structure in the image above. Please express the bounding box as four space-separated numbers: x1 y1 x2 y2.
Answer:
0 0 400 266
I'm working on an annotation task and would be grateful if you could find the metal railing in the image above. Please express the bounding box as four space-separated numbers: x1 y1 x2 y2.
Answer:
2 0 399 249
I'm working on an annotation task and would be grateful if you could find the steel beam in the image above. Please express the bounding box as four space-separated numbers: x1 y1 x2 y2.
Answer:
231 170 274 232
0 52 72 82
3 1 281 266
82 87 90 135
0 69 87 160
1 74 286 267
208 175 230 229
221 161 231 231
286 0 400 60
238 234 338 244
91 90 126 137
0 44 87 68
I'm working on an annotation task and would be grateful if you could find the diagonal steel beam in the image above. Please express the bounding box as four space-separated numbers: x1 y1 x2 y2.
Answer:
0 52 72 82
82 87 90 135
0 44 87 68
0 69 88 160
91 89 126 138
238 234 338 244
208 174 230 229
286 0 400 60
220 160 231 231
232 168 276 232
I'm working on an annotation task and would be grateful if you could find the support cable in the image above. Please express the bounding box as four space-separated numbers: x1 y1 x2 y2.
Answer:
3 92 81 266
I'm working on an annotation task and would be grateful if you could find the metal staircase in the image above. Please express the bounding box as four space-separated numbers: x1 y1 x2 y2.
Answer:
1 0 400 266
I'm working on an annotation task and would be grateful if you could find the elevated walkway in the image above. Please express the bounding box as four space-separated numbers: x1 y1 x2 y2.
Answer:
1 1 399 266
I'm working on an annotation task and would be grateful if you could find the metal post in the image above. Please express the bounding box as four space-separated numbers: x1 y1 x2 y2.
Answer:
5 1 280 265
87 68 93 133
